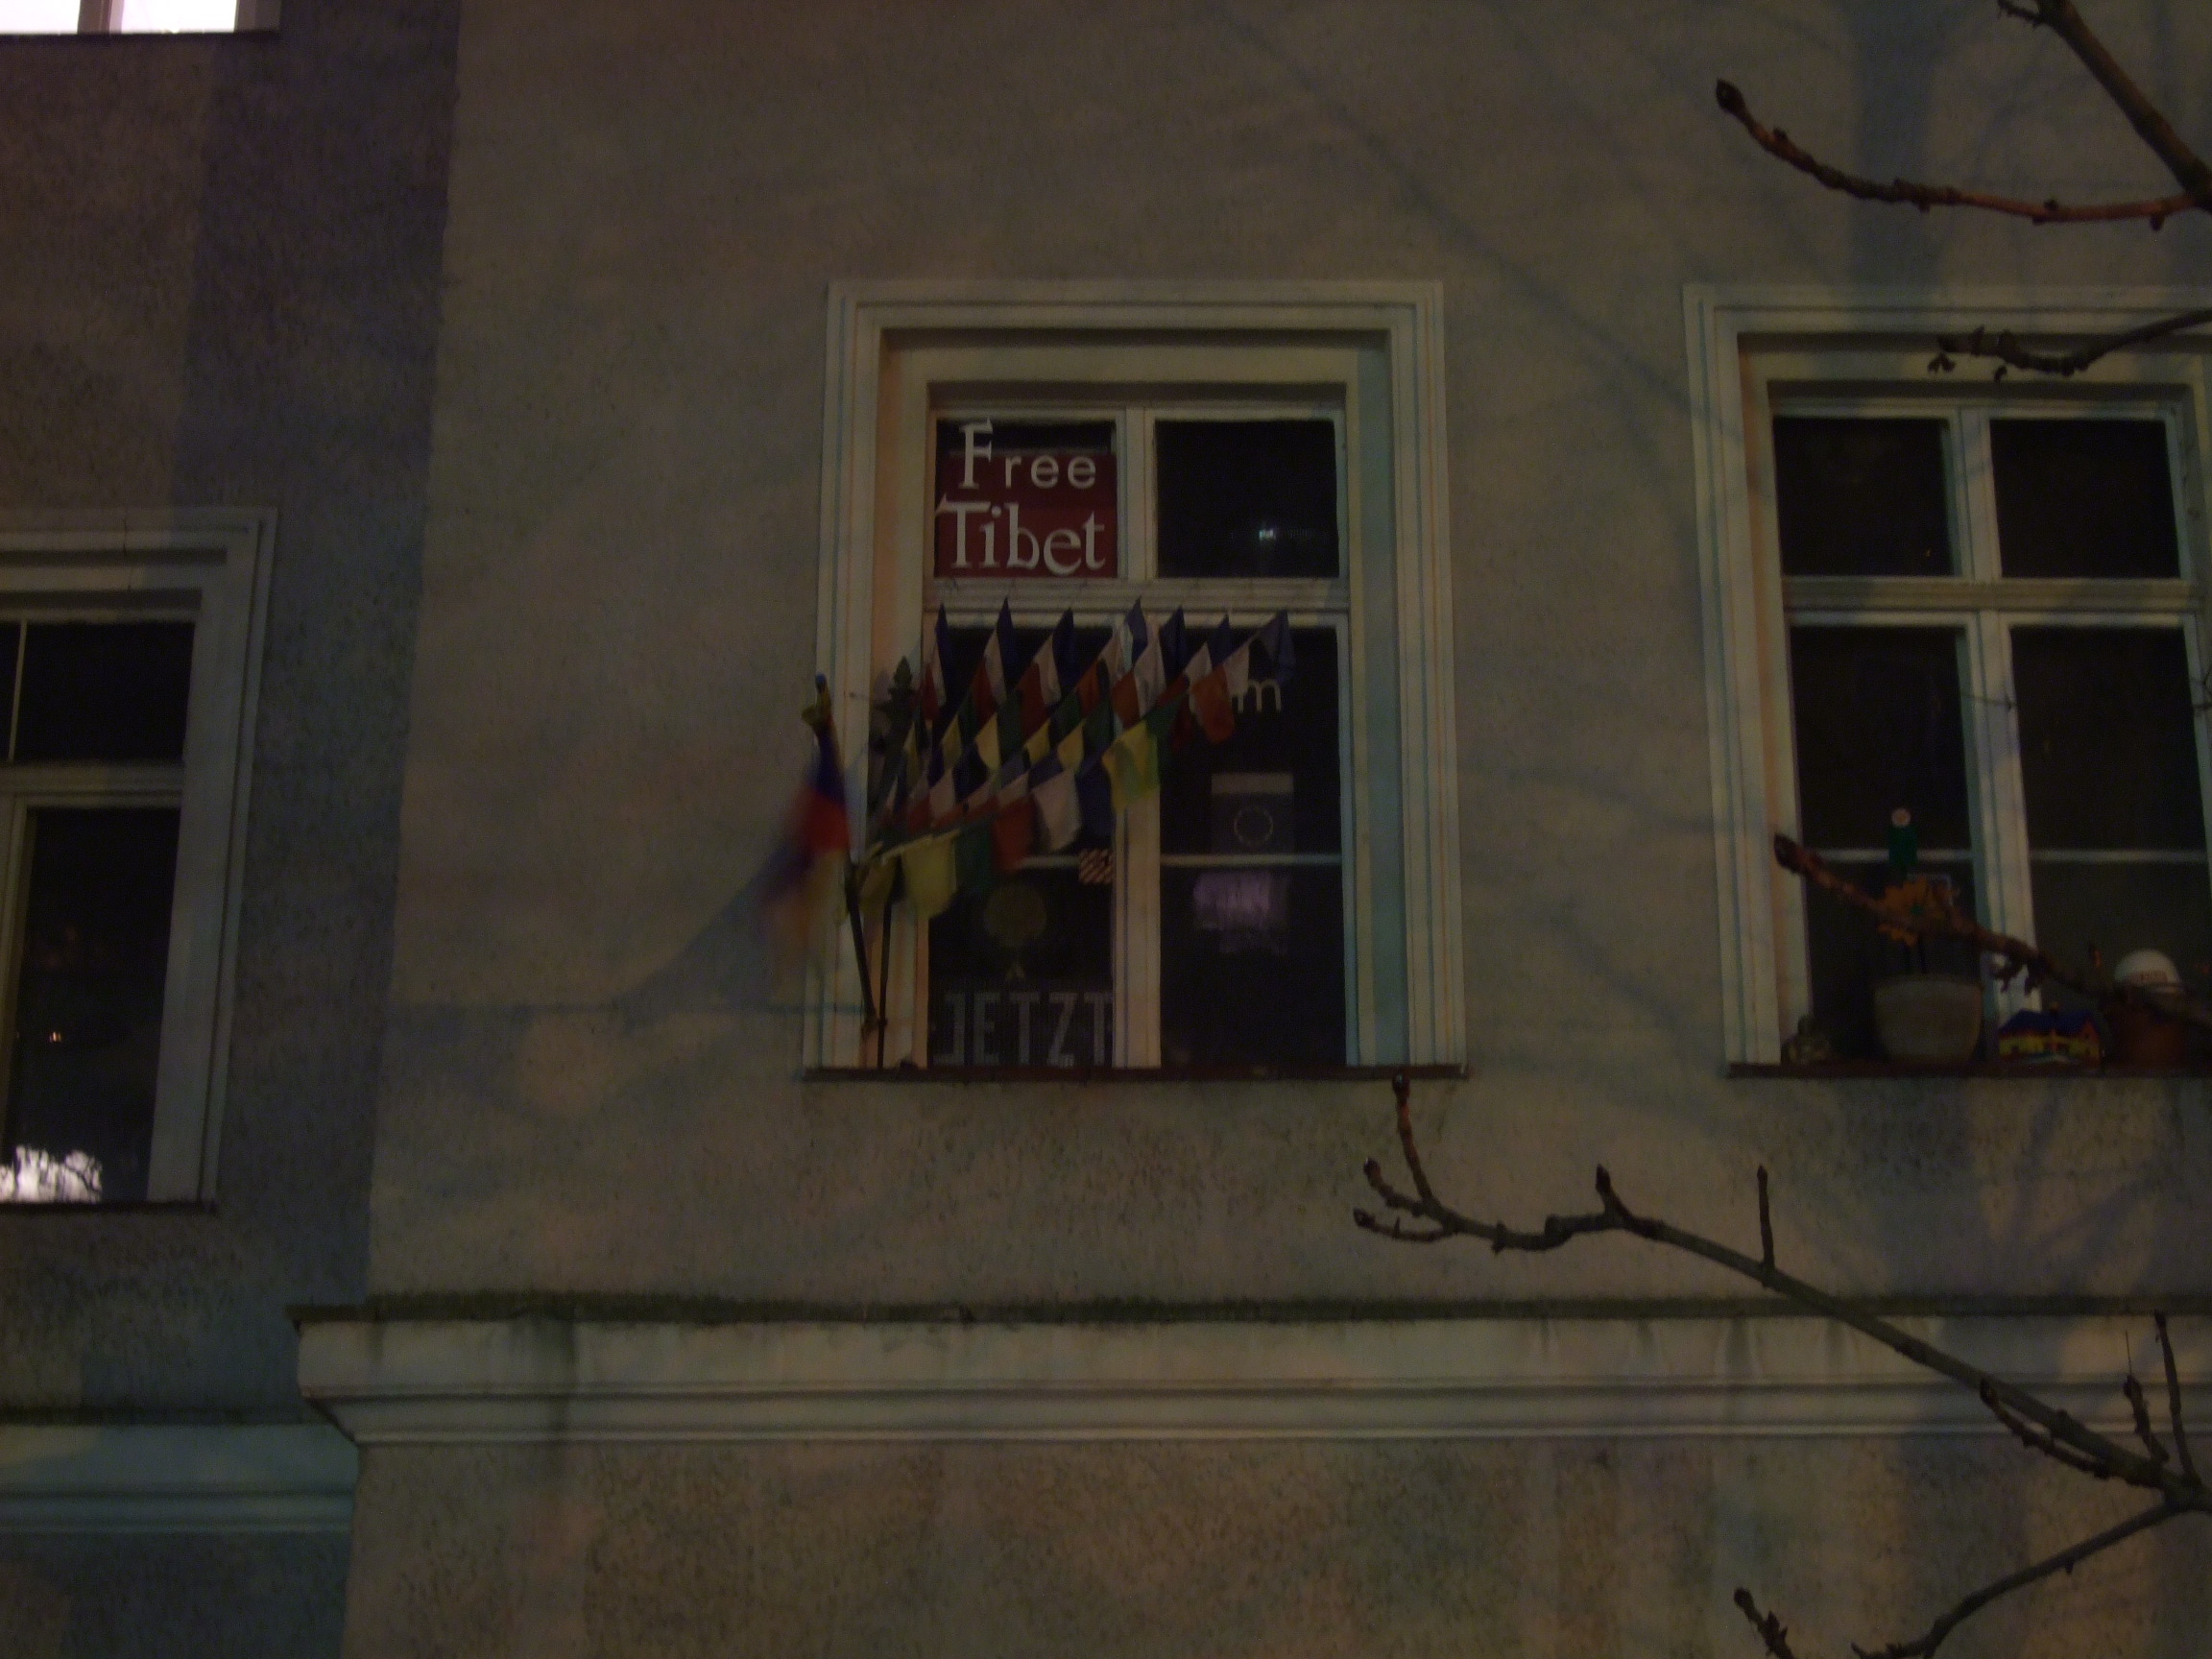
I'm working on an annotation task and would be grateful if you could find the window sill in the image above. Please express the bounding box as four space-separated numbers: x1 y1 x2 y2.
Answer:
1731 1062 2212 1080
805 1064 1468 1085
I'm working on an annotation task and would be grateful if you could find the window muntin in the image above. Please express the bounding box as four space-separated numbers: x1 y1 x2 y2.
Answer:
921 405 1353 1067
1771 395 2212 1053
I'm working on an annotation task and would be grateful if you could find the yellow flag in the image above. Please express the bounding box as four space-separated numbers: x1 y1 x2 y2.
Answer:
900 834 958 922
1102 722 1160 811
1056 725 1085 771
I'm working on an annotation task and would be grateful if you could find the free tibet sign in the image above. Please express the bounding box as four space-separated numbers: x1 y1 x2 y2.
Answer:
934 418 1118 578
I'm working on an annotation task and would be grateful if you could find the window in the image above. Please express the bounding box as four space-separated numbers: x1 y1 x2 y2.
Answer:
1690 289 2212 1063
812 284 1461 1070
0 0 275 34
0 514 270 1202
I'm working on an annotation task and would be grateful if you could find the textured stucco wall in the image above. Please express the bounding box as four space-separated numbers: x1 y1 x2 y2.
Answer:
0 0 462 1411
335 1435 2211 1658
371 0 2212 1306
0 1531 349 1659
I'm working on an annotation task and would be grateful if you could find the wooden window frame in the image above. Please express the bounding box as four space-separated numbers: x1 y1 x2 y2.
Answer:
1688 287 2212 1063
0 511 272 1201
812 282 1461 1071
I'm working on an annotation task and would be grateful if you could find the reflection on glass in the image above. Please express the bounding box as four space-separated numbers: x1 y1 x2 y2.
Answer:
1994 420 2179 580
1156 421 1338 578
1 808 180 1205
15 621 194 763
1162 865 1342 1064
0 1 79 33
928 867 1112 1067
1773 418 1952 577
117 0 241 31
1789 627 1969 851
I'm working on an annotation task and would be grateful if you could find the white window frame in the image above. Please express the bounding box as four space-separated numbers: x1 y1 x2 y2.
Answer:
0 511 272 1199
1688 286 2212 1063
1 1 279 36
812 282 1461 1070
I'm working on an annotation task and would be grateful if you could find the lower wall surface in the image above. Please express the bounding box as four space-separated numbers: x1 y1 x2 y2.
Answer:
336 1437 2210 1659
0 1530 350 1659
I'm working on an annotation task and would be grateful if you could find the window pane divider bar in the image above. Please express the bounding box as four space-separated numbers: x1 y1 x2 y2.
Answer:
1784 576 2200 614
1159 853 1342 868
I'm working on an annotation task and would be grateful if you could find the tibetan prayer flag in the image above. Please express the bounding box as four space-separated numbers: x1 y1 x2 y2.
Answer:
1077 759 1115 840
1132 634 1166 715
1102 721 1160 810
757 684 851 955
955 822 996 893
1032 757 1079 850
1189 667 1236 743
1158 609 1189 681
1110 670 1142 731
992 795 1037 873
918 607 951 728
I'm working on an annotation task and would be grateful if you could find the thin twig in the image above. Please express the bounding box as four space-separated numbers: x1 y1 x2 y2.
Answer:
1931 310 2212 378
1774 835 2212 1035
1758 1166 1775 1271
1714 80 2198 225
2159 1313 2199 1480
1850 1503 2182 1659
2123 1371 2171 1466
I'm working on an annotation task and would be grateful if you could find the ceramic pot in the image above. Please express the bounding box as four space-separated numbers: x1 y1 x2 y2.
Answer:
1874 974 1984 1063
2107 999 2191 1068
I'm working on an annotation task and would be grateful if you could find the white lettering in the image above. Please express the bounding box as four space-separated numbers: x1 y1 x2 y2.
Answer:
1010 991 1041 1063
1085 990 1112 1064
958 421 993 491
1043 527 1081 575
1029 455 1058 489
1081 514 1105 570
978 516 998 569
1005 502 1041 570
936 498 991 569
974 991 999 1065
1003 456 1019 489
1068 454 1095 489
1048 992 1078 1067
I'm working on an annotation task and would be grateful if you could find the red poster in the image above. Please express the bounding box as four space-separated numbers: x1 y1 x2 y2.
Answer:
933 418 1118 579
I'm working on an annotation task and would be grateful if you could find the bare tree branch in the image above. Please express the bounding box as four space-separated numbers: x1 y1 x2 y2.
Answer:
1734 1589 1803 1659
2007 0 2212 210
1930 310 2212 379
1714 80 2198 226
1357 1079 2212 1657
1850 1502 2183 1659
1774 834 2212 1037
2123 1370 2172 1467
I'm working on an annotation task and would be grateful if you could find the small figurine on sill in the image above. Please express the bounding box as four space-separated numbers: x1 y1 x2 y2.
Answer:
1781 1014 1835 1066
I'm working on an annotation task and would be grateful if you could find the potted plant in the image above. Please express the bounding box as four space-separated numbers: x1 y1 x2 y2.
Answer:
1868 811 1984 1063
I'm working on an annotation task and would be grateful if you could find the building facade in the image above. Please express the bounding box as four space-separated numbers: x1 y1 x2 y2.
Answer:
4 3 2210 1655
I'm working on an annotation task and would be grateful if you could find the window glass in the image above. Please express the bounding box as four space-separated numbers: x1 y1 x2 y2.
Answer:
1773 418 1953 577
1161 627 1339 855
928 868 1113 1067
1789 627 1970 852
1161 864 1344 1065
0 1 79 32
2012 627 2202 850
14 621 194 763
118 0 237 27
1993 420 2179 579
1 807 180 1205
1156 420 1338 579
1803 858 1981 1060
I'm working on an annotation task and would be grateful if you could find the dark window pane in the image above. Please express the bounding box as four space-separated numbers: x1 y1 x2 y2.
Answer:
1 807 180 1204
1803 857 1980 1060
928 867 1112 1067
1161 864 1343 1065
1790 627 1970 851
2013 628 2203 850
15 622 194 763
1156 420 1338 578
2028 862 2212 1027
1993 420 2178 579
1774 418 1952 577
1162 628 1338 855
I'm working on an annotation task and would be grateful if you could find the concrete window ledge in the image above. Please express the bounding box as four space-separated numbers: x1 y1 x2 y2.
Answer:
296 1313 2208 1448
0 1422 355 1534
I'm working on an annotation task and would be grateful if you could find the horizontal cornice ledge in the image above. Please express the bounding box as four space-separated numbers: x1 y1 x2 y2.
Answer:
0 1423 356 1534
297 1313 2209 1448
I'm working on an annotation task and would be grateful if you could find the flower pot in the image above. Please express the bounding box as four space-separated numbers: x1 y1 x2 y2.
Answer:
2107 999 2191 1069
1873 974 1984 1063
